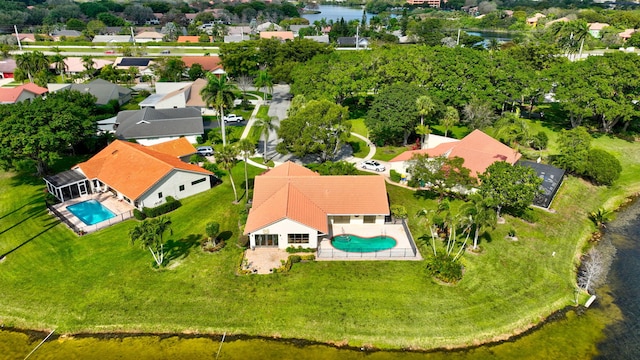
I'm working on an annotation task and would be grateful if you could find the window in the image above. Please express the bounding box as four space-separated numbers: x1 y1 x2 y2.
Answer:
288 233 309 244
179 185 185 191
191 177 206 185
157 192 163 198
333 216 350 224
364 215 376 224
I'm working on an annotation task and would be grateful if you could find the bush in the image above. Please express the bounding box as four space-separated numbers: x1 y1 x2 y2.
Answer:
301 254 316 261
237 235 249 248
584 148 622 186
519 207 539 223
133 208 146 220
390 169 401 182
286 246 316 253
196 136 204 144
530 131 548 150
190 154 204 164
289 255 302 263
142 197 182 218
425 251 464 284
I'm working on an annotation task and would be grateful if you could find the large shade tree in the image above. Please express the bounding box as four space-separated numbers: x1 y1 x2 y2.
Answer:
200 73 238 145
15 51 49 83
0 90 96 176
276 99 351 162
479 161 542 218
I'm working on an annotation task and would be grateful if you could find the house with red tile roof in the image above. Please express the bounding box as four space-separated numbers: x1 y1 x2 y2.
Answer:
244 162 390 249
181 56 225 75
389 129 521 179
177 35 213 43
44 139 214 207
0 83 48 104
259 31 294 41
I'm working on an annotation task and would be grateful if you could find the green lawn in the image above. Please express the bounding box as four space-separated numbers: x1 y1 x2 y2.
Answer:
1 126 639 349
374 145 409 161
346 118 369 137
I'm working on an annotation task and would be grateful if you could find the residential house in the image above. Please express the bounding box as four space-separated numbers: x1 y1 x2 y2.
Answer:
15 33 37 43
115 57 154 77
92 35 133 44
56 79 132 106
114 107 204 145
147 136 197 162
545 17 570 27
185 13 197 23
256 22 283 32
135 31 166 43
224 35 246 43
0 59 16 78
44 139 215 208
227 26 250 36
181 56 225 75
289 25 311 35
526 13 546 27
139 78 209 113
389 129 521 179
337 37 369 48
177 35 212 43
0 83 48 104
259 31 294 41
305 35 330 44
244 162 390 250
61 57 113 76
518 160 565 209
619 29 637 41
51 30 83 41
588 23 609 38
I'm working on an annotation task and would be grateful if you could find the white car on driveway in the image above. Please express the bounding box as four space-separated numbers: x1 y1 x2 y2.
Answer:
361 160 385 172
223 114 244 123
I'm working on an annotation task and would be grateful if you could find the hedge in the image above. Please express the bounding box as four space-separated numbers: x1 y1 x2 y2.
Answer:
142 196 182 218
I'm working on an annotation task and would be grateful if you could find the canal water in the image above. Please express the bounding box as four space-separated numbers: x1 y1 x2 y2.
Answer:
3 201 639 357
302 5 380 24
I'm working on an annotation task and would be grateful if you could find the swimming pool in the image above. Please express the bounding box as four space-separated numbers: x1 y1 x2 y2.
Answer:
331 234 397 253
67 200 116 226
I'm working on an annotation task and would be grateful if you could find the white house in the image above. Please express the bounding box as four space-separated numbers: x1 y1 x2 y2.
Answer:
244 162 390 249
139 79 209 113
44 138 214 208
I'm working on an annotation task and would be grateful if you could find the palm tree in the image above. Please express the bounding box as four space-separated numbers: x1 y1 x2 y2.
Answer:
237 138 255 199
200 73 238 146
129 216 172 267
461 193 497 251
416 95 435 149
254 116 279 164
440 106 460 138
50 47 67 82
553 20 589 60
254 69 273 103
415 124 430 149
81 55 94 78
217 144 240 203
15 51 49 83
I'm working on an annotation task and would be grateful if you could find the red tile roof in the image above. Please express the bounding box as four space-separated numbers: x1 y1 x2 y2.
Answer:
245 162 389 234
181 56 222 72
75 140 211 201
177 36 212 43
0 82 48 103
390 130 521 177
147 137 196 157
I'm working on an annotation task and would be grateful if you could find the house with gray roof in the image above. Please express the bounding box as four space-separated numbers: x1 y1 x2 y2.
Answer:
51 30 82 41
62 79 132 106
114 107 204 146
305 35 330 44
92 35 133 44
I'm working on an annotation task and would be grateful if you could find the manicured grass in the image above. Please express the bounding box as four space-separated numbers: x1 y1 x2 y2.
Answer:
347 136 369 158
1 126 639 350
374 145 408 161
346 118 369 138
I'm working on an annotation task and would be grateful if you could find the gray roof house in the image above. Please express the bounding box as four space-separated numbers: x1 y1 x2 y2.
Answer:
305 35 330 44
337 37 369 48
290 25 312 34
115 107 204 146
92 35 133 44
66 79 132 106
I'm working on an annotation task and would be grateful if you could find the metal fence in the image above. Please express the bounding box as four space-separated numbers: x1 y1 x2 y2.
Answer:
401 218 418 256
47 204 133 235
317 247 417 259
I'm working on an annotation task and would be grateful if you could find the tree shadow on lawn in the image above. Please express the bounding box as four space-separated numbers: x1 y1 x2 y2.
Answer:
0 220 60 260
218 230 233 241
413 190 438 201
0 195 41 221
163 234 203 265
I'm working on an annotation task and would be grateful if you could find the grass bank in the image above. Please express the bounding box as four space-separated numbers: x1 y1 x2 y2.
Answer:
0 131 638 349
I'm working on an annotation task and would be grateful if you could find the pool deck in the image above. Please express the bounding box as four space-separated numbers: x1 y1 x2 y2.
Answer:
319 223 422 261
51 193 134 234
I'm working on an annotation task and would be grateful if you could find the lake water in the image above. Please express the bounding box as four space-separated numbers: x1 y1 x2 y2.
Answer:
302 5 377 24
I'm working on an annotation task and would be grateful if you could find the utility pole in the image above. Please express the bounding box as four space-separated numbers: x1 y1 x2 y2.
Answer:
14 25 22 51
456 28 461 46
356 24 359 50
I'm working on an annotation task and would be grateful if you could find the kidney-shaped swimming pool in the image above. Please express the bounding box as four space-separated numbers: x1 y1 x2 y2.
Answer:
331 234 397 253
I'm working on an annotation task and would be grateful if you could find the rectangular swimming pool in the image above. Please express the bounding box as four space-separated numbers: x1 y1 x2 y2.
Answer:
66 200 116 226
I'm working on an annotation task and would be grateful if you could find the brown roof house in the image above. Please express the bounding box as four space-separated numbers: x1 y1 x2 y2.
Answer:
244 162 391 251
44 139 214 210
389 129 521 180
0 83 48 104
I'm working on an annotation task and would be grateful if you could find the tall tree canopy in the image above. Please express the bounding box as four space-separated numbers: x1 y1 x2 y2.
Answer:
0 91 97 176
276 99 350 162
366 82 430 146
479 161 542 218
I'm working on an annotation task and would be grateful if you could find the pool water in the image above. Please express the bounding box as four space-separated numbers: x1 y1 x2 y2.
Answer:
67 200 116 226
331 234 397 253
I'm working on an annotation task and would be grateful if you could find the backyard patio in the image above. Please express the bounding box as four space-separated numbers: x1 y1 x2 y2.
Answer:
48 192 134 234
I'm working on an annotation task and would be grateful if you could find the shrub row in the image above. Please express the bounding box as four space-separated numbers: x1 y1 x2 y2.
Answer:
285 246 316 253
389 169 401 182
142 196 181 218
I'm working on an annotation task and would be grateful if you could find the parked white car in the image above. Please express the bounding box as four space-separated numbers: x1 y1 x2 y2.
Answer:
196 146 213 156
361 160 385 172
223 114 244 123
